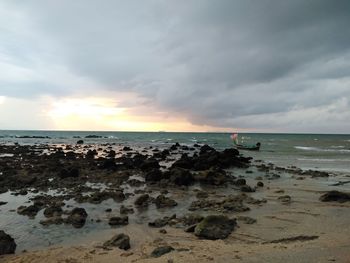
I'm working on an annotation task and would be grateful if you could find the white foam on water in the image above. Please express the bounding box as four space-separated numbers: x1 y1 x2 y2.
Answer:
297 158 350 162
294 146 319 151
0 153 14 157
294 146 350 153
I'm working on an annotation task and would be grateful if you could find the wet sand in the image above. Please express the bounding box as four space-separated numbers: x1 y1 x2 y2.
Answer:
0 143 349 262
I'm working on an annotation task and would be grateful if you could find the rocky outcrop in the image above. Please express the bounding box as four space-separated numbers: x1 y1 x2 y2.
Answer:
0 231 16 255
171 145 250 171
108 216 129 226
166 168 194 186
189 194 250 213
120 205 134 214
17 205 40 218
154 195 177 209
104 233 130 250
66 208 88 228
319 191 350 202
194 215 236 240
59 167 79 179
145 169 163 182
134 194 150 207
195 168 231 186
43 205 63 218
151 246 174 258
148 214 176 228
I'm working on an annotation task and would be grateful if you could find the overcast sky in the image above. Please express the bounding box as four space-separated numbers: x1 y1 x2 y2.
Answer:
1 0 350 133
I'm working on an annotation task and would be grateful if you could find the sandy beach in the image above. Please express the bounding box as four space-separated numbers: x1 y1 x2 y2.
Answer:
0 141 349 263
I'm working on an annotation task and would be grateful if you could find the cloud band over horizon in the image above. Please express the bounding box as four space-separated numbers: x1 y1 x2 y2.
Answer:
1 0 350 133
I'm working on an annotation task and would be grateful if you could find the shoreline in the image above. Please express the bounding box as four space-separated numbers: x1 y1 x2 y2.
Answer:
0 142 349 262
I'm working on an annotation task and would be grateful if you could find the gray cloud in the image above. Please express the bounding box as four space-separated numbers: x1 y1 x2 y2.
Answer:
1 0 350 132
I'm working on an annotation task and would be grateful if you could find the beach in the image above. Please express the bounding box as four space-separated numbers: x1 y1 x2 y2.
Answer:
0 132 349 262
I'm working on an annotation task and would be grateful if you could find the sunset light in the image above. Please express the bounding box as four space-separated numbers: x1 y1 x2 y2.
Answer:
45 97 227 132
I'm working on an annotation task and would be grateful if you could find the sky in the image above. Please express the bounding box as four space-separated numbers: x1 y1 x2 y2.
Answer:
1 0 350 133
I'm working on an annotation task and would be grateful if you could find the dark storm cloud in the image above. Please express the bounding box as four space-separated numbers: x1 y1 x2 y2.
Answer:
1 0 350 132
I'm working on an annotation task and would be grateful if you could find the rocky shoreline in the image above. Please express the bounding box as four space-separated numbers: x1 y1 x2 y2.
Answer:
0 142 349 262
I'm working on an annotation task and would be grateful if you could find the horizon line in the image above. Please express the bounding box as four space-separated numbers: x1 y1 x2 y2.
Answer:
0 129 349 136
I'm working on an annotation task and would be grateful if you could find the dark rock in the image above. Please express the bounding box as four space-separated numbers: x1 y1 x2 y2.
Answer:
182 214 204 226
194 215 237 240
240 185 255 193
120 205 134 215
189 196 250 213
168 168 194 186
100 159 116 169
76 140 84 144
149 214 176 228
107 150 116 158
65 151 76 160
278 195 291 204
18 189 28 195
85 190 125 204
140 158 160 171
154 195 177 209
134 194 149 207
104 233 130 250
108 216 129 226
145 169 163 182
234 178 246 186
185 224 197 233
40 216 64 226
159 229 167 234
196 191 209 199
237 216 257 224
181 145 189 151
43 205 63 218
302 170 329 178
199 145 215 154
151 246 174 258
170 143 180 151
153 149 170 160
127 179 144 187
85 135 102 138
257 181 264 187
86 149 98 159
17 205 40 218
0 230 16 255
66 208 88 228
59 168 79 179
195 168 228 185
172 154 194 169
122 146 132 151
319 191 350 203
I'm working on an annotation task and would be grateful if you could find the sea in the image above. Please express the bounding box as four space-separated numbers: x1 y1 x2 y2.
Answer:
0 130 350 252
0 130 350 173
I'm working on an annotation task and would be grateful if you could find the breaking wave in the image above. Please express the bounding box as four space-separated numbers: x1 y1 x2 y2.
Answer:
294 146 350 153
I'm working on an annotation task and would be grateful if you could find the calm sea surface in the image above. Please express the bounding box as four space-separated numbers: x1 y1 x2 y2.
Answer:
1 130 349 173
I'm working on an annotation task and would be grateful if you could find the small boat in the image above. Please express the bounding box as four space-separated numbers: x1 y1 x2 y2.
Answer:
230 133 261 151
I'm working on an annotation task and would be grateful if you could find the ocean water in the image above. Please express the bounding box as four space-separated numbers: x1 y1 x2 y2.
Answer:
0 130 349 173
0 130 350 252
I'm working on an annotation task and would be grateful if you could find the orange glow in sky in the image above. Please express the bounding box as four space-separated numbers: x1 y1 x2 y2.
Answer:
45 97 234 132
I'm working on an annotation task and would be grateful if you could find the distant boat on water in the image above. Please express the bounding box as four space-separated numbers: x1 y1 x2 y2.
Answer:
230 133 261 151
